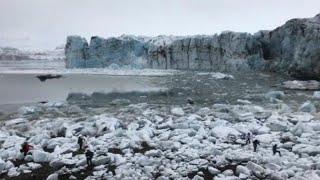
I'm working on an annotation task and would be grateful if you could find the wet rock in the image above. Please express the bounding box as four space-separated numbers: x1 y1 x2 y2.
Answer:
299 101 316 113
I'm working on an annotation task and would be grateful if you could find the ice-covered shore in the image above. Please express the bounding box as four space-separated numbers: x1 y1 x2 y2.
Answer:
1 97 320 179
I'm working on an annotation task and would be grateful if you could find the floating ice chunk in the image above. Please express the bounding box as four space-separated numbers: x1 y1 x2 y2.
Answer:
236 165 251 176
283 80 320 90
265 91 285 100
7 167 20 177
210 72 234 80
291 121 312 136
246 161 266 178
18 106 40 115
313 91 320 99
2 135 26 149
288 112 313 123
32 150 53 163
47 173 59 180
237 99 252 105
93 115 121 132
208 166 220 175
0 159 7 171
170 107 185 116
67 105 83 114
254 134 275 144
266 113 291 132
27 162 42 170
299 101 316 113
211 126 240 139
225 149 254 162
93 156 110 166
4 118 27 127
292 144 320 156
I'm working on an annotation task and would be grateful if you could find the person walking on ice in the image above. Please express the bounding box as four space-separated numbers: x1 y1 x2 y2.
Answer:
273 144 282 157
85 148 94 167
245 132 251 145
253 139 260 152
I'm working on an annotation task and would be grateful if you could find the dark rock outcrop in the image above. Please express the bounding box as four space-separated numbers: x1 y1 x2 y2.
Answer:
65 14 320 79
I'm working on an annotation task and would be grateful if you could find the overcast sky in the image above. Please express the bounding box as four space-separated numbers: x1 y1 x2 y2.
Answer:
0 0 319 49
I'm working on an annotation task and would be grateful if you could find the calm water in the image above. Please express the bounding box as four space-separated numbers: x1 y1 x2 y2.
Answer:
0 73 166 105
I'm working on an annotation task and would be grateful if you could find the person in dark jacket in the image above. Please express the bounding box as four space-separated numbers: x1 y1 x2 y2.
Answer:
78 136 83 150
273 144 282 156
253 139 260 152
85 149 94 167
245 132 251 145
20 142 33 156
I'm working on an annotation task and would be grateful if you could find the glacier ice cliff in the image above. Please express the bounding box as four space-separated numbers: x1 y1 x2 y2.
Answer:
65 14 320 79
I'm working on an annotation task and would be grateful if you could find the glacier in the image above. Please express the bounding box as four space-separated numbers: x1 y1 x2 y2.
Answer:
65 13 320 79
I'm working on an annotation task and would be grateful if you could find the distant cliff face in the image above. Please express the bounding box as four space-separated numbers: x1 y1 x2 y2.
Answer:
65 14 320 79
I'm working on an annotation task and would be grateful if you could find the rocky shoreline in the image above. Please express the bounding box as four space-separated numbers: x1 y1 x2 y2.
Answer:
65 14 320 79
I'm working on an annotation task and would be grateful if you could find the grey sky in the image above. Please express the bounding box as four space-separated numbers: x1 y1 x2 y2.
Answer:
0 0 319 49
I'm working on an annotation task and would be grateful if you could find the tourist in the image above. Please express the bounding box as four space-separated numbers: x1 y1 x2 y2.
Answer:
85 148 94 167
253 139 260 152
273 144 282 157
245 132 251 145
78 136 83 150
20 142 33 156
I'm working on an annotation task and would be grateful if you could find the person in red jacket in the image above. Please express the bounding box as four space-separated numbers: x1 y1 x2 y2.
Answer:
20 142 33 156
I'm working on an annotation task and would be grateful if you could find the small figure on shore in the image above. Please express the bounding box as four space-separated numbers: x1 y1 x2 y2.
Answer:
85 148 94 167
253 139 260 152
78 136 84 150
20 142 33 156
273 144 282 157
245 132 251 145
